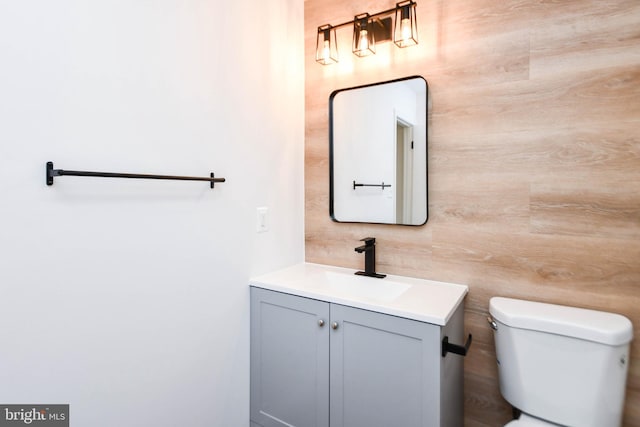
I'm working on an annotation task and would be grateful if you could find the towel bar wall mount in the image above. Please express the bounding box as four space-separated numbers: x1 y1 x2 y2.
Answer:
46 162 226 189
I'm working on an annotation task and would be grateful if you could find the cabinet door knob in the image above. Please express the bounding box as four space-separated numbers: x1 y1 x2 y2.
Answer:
318 319 325 327
331 322 339 330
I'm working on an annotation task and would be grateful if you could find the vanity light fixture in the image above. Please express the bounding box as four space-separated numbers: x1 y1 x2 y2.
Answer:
315 0 418 65
316 24 338 65
394 0 418 47
353 13 376 57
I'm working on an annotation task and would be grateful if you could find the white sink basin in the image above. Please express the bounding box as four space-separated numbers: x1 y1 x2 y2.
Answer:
323 271 411 303
249 263 468 325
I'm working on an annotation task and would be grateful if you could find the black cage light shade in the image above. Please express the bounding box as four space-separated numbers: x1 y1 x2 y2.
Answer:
352 13 376 57
316 24 338 65
394 0 418 47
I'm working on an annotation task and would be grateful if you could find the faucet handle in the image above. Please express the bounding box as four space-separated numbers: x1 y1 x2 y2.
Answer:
360 237 376 245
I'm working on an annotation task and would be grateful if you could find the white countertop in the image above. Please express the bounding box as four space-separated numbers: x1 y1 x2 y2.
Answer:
249 263 468 325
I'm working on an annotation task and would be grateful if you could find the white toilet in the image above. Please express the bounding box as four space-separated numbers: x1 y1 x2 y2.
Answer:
489 297 633 427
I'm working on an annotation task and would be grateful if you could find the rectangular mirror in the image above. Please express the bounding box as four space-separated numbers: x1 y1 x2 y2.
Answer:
329 76 428 225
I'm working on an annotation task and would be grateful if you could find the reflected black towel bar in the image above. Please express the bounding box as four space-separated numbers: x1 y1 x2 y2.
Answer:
353 180 391 190
46 161 226 189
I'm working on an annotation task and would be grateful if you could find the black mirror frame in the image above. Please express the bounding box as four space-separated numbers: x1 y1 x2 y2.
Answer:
328 75 429 226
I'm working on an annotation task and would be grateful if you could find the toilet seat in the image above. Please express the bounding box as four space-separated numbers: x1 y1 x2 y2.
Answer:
504 413 559 427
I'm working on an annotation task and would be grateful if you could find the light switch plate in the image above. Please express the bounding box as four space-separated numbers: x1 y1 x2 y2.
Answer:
256 207 268 233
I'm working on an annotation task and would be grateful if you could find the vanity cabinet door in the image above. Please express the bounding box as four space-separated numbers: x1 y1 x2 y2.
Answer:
250 287 330 427
329 304 441 427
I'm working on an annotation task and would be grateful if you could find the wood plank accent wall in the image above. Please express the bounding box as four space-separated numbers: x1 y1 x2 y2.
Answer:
304 0 640 425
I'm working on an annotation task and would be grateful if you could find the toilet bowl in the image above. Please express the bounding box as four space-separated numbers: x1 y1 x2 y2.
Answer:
504 413 560 426
489 297 633 427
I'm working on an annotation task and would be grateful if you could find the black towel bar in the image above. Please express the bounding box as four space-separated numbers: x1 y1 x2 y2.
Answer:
46 161 226 189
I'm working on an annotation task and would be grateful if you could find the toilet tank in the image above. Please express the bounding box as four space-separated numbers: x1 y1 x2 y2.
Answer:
489 297 633 427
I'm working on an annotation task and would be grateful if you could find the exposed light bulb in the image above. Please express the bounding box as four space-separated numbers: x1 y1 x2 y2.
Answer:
359 29 369 52
323 39 331 62
401 17 411 42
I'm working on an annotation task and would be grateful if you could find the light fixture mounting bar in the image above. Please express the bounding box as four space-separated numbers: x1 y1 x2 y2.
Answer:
329 6 396 31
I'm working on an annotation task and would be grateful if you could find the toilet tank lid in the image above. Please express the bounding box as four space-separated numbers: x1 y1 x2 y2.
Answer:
490 297 633 346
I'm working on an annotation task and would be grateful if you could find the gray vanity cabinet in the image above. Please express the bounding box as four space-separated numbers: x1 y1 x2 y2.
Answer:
250 287 464 427
329 303 442 427
250 288 330 427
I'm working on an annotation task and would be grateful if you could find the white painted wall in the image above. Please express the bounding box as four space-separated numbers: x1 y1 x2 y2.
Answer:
0 0 304 425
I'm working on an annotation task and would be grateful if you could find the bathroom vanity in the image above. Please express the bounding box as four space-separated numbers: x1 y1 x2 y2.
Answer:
249 263 468 427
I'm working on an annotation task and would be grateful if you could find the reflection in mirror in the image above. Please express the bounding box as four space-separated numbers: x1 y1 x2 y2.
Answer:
330 76 428 225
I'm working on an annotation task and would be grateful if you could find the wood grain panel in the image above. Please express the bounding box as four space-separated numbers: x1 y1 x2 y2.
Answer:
625 389 640 427
305 0 640 425
429 173 531 233
431 67 640 142
432 226 640 292
531 175 640 240
530 1 640 78
427 29 531 87
430 127 640 176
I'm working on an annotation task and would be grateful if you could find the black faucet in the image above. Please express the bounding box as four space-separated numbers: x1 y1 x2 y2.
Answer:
354 237 386 278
